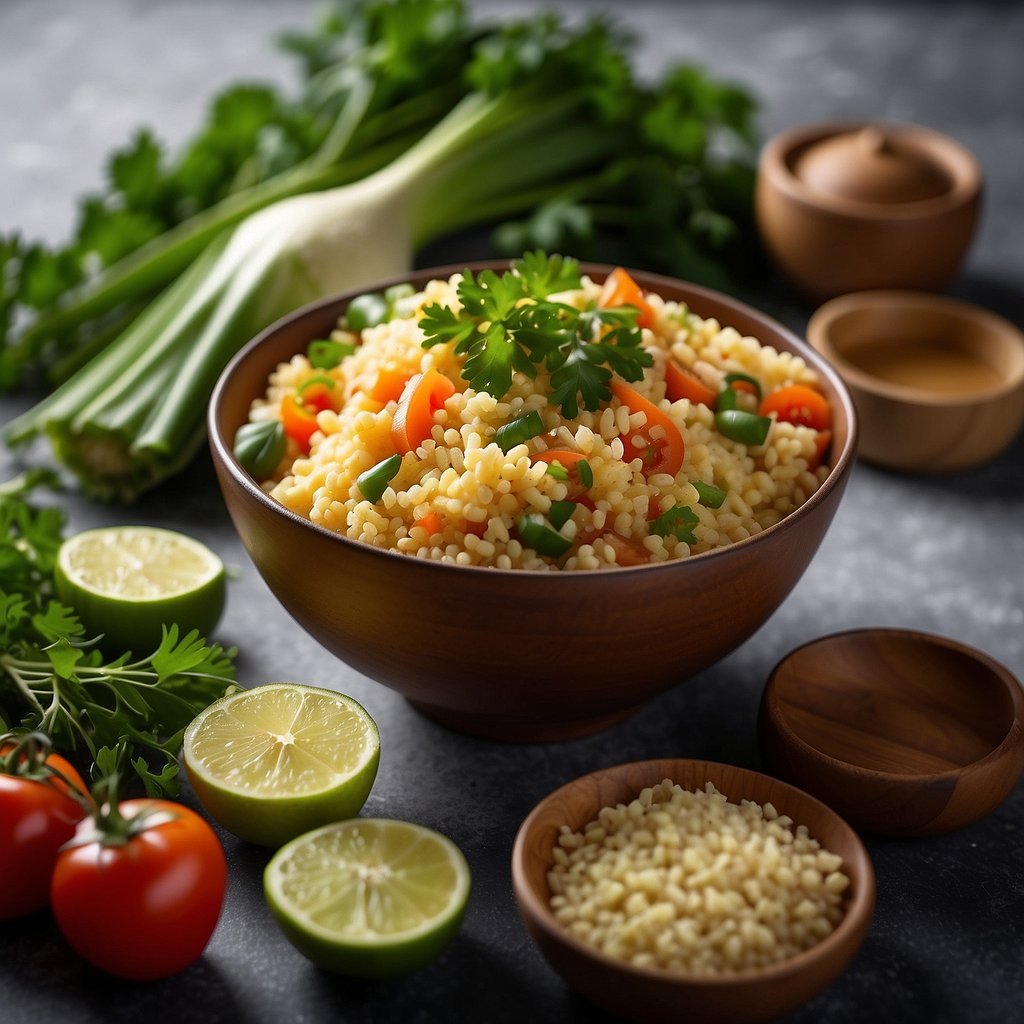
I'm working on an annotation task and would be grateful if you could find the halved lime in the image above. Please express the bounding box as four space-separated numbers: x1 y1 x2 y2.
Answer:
264 818 471 978
183 683 380 847
55 525 226 654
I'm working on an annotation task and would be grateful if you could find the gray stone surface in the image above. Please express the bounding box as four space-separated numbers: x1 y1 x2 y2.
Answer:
1 2 1022 1022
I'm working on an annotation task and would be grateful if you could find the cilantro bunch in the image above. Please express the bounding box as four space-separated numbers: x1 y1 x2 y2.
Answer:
0 475 237 796
421 252 653 417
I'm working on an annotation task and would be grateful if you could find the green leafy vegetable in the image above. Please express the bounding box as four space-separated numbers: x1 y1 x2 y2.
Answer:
421 253 653 414
650 504 700 544
3 0 759 501
0 480 236 795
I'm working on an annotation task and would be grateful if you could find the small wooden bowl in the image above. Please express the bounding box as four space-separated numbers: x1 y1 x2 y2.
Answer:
760 629 1024 837
756 120 981 301
511 759 874 1024
807 290 1024 473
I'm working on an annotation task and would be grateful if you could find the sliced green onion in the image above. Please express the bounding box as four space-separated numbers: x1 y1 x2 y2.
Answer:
650 504 700 545
516 513 572 557
307 338 356 369
297 374 337 397
715 409 772 446
692 480 727 508
723 371 763 400
385 282 415 311
345 292 389 332
232 419 286 480
357 453 402 503
577 459 594 488
545 462 569 480
548 499 576 531
494 410 544 453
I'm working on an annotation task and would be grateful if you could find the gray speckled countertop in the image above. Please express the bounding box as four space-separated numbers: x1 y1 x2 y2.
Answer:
1 2 1022 1022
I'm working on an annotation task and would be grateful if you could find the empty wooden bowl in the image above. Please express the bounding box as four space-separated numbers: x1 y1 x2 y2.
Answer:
807 290 1024 473
208 264 858 742
760 629 1024 837
511 758 874 1024
756 121 982 301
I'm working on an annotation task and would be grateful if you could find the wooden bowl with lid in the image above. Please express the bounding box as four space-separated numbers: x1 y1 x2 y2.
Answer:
511 758 875 1024
756 120 982 301
759 628 1024 837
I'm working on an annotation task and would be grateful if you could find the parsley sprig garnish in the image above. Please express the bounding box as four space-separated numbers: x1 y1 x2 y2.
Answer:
420 252 653 417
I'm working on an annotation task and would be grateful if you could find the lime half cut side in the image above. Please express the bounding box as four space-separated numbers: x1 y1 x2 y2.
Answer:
264 818 471 978
55 525 226 655
183 683 380 847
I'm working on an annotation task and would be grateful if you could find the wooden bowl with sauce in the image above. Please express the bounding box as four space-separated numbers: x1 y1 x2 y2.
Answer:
760 629 1024 837
807 290 1024 473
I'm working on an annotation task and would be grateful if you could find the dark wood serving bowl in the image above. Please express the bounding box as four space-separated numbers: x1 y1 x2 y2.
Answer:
760 629 1024 836
511 759 875 1024
208 264 858 741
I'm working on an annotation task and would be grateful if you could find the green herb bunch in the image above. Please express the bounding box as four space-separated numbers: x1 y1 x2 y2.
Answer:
420 252 653 416
0 474 237 796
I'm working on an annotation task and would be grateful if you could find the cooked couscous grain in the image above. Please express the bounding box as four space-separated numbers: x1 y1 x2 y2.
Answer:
547 780 850 974
247 266 832 569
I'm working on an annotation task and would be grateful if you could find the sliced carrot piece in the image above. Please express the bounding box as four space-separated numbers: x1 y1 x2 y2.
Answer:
665 361 718 408
610 379 685 478
598 267 654 329
390 368 456 454
413 508 444 537
759 384 832 432
367 367 414 404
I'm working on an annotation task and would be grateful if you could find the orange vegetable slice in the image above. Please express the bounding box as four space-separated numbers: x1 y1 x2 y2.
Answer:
390 368 456 454
610 379 685 478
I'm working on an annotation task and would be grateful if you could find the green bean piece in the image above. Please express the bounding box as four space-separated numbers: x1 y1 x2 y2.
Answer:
715 409 772 446
357 453 402 502
692 480 727 508
516 513 572 557
233 420 286 480
307 338 356 369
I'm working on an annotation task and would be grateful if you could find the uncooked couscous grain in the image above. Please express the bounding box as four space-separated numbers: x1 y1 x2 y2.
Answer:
247 268 833 570
547 781 850 974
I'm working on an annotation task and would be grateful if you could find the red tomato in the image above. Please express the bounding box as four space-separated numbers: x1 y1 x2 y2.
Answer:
0 745 89 919
51 799 227 980
610 379 686 478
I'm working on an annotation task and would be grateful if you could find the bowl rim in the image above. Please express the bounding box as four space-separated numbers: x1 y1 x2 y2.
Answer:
208 260 859 579
510 756 876 989
759 119 982 221
763 627 1024 783
807 289 1024 408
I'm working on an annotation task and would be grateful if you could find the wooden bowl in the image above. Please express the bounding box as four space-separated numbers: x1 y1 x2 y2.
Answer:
807 290 1024 473
760 629 1024 837
208 263 857 742
511 758 875 1024
756 121 982 301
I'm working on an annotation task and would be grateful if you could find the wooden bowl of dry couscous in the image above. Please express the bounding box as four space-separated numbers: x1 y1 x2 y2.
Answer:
511 758 874 1024
210 260 858 741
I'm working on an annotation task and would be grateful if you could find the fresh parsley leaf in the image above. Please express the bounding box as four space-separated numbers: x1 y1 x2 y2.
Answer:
0 485 237 796
419 252 651 416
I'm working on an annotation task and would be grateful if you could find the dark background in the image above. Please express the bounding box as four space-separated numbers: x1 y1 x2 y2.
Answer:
1 2 1022 1022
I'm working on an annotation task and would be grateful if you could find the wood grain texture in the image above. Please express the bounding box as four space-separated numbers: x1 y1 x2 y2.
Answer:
760 629 1024 837
209 264 858 741
510 758 875 1024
